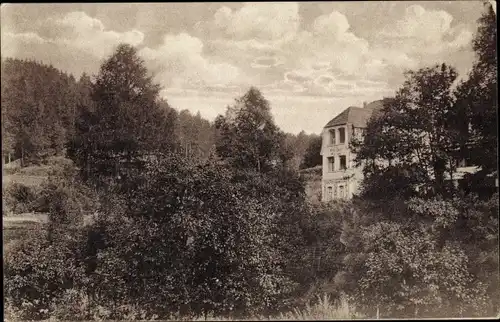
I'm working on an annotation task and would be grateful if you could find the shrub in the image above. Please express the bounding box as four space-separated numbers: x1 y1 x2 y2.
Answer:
35 158 98 233
4 182 41 214
84 156 297 318
337 196 498 318
4 228 87 320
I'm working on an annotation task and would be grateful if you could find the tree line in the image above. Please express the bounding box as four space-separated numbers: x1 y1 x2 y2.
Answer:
1 58 321 170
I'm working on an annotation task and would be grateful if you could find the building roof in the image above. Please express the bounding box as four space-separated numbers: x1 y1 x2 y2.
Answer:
323 99 388 129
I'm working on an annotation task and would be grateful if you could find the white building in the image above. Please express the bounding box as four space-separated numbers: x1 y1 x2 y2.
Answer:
320 100 384 201
320 100 498 202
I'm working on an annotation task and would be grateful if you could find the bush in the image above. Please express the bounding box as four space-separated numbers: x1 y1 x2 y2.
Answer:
84 156 298 318
336 196 498 318
4 228 87 320
3 153 308 320
4 182 41 214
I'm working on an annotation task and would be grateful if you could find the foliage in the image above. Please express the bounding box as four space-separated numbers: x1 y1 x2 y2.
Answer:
37 160 99 241
4 182 41 214
283 131 319 171
67 44 178 187
5 152 306 319
3 229 87 320
352 65 461 199
300 135 322 169
214 87 291 173
1 58 81 165
279 293 364 320
337 196 498 318
453 2 497 178
176 109 216 160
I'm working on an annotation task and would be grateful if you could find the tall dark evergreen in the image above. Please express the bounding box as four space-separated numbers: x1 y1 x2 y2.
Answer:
67 44 179 186
1 58 80 165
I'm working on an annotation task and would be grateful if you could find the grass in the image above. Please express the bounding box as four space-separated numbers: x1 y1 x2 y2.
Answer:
278 294 363 320
3 173 47 187
193 294 363 320
2 156 72 187
3 292 363 321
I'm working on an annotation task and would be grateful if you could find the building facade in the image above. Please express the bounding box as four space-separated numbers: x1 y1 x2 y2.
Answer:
320 100 498 202
320 100 384 201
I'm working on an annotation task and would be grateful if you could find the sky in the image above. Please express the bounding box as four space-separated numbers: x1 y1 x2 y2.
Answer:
0 1 489 134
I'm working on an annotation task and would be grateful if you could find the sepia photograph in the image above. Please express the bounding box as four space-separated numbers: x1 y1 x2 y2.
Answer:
1 1 498 320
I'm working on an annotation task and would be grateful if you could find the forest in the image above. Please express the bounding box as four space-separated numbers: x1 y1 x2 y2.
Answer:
2 3 498 320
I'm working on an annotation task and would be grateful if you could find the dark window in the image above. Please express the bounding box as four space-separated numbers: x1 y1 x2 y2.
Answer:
339 128 346 144
340 155 347 170
329 129 336 145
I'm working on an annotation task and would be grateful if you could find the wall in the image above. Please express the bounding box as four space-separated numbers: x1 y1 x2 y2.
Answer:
321 124 364 201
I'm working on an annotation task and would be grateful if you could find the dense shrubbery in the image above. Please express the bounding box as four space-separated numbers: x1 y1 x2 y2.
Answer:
4 182 41 214
334 195 499 318
4 155 308 319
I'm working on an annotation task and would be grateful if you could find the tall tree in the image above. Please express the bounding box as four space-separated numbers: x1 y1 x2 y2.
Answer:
176 109 216 160
67 44 178 186
214 87 290 173
352 65 459 199
300 135 322 169
453 2 497 175
1 58 80 165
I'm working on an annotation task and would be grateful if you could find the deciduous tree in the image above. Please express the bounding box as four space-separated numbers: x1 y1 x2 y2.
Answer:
352 65 460 199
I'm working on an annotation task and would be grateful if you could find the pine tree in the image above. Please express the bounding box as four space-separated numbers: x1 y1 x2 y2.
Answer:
68 44 178 186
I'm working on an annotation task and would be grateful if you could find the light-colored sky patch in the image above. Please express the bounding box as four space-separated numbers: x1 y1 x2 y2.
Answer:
1 2 487 134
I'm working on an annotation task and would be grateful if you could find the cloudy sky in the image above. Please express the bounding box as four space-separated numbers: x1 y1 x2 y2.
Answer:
1 2 488 134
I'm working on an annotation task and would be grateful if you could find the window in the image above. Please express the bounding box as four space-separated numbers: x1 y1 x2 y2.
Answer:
327 157 335 172
338 185 345 198
329 129 336 145
339 128 346 144
339 155 347 170
327 186 333 201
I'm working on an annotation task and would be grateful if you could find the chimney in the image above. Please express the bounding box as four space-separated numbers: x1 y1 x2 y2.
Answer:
363 101 367 108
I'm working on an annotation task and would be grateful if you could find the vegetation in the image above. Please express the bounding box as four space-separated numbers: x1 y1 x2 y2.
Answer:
2 2 498 320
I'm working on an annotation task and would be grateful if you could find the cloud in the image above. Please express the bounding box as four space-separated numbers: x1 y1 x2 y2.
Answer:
2 3 477 106
207 2 300 41
284 70 314 84
138 33 242 90
2 31 47 44
251 56 284 69
378 5 472 55
2 11 146 76
1 31 48 57
197 6 383 98
52 11 144 58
